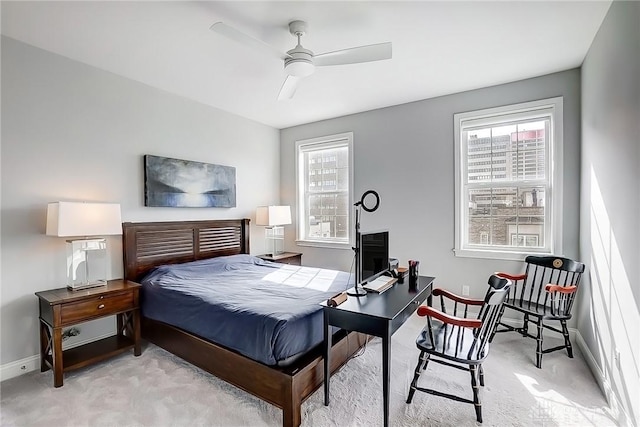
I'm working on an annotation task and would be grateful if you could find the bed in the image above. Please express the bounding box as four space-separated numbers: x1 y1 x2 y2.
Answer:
122 219 368 427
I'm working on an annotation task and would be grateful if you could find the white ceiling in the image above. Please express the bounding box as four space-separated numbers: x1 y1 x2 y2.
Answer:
1 1 611 129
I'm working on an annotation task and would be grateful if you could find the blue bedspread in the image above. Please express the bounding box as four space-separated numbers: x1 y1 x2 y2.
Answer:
141 254 353 366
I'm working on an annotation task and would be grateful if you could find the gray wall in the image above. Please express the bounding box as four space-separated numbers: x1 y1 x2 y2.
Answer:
281 69 581 301
579 1 640 425
1 37 281 366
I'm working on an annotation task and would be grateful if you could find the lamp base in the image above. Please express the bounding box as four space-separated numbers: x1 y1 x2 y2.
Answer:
67 279 108 291
346 285 368 297
265 226 285 257
263 249 286 257
66 238 108 289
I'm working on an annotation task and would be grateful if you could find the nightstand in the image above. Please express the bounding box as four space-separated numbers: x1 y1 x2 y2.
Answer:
257 252 302 266
35 279 141 387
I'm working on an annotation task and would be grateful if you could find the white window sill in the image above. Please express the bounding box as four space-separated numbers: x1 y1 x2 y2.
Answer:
454 247 555 261
296 240 352 250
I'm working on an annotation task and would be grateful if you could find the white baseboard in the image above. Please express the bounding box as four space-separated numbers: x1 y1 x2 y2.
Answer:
575 331 634 427
0 355 41 382
1 332 115 383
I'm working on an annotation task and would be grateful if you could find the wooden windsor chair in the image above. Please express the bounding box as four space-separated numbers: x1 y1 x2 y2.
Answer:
406 274 511 423
491 255 585 368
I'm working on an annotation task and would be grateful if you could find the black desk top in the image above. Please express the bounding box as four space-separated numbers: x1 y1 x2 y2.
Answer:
321 275 434 320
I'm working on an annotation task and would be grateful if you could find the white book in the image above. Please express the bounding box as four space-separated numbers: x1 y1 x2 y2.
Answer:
363 276 398 293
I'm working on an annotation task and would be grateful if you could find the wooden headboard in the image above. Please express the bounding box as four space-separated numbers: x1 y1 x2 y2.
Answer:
122 219 250 282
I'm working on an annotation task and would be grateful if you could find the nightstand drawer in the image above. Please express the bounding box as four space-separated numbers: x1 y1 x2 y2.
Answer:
60 292 133 324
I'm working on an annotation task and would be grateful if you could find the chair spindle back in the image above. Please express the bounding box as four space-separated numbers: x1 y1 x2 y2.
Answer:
431 275 510 359
508 256 585 318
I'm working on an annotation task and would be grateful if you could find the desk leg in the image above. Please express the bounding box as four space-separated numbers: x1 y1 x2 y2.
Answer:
323 312 331 406
382 322 391 427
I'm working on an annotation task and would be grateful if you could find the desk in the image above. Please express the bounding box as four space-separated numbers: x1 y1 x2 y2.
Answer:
322 275 434 427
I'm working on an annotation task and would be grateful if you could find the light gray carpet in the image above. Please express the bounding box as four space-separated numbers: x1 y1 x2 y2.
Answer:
1 313 617 426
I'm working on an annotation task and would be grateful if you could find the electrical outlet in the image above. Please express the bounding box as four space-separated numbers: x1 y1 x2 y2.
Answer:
462 285 470 296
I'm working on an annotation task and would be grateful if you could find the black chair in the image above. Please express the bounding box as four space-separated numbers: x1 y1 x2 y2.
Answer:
491 255 585 368
406 275 511 423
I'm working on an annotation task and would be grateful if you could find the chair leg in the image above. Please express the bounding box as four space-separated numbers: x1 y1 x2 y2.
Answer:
421 352 430 370
560 320 573 358
535 317 544 369
470 365 482 423
407 351 429 404
479 364 485 387
522 313 530 337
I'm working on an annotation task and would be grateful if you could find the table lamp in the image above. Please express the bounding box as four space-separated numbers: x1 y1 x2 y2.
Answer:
46 201 122 290
256 206 291 256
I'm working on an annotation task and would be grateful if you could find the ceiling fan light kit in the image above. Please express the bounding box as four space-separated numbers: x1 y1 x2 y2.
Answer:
284 48 315 77
211 19 392 100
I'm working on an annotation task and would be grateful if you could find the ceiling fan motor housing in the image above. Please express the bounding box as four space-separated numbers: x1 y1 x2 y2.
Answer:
284 46 315 77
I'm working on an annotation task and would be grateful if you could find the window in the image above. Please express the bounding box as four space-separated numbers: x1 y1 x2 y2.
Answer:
454 97 563 260
296 132 353 248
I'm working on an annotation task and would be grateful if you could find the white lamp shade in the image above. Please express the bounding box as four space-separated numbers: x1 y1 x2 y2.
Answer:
255 206 291 227
46 202 122 237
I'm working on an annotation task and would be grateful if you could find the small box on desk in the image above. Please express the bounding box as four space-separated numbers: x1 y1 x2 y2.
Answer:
397 266 408 283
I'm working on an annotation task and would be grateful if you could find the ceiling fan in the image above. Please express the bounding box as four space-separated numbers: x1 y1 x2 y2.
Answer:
210 20 392 100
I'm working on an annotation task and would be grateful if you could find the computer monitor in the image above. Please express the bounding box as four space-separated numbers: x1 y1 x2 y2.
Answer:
360 230 389 282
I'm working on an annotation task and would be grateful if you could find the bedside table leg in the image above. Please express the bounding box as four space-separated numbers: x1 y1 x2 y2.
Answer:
52 327 63 387
39 321 51 372
133 309 141 356
117 312 124 337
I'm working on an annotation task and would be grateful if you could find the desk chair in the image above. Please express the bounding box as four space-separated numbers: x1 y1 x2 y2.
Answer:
406 275 511 423
491 255 585 368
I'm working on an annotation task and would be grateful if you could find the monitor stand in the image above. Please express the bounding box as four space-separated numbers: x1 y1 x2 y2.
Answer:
347 283 367 296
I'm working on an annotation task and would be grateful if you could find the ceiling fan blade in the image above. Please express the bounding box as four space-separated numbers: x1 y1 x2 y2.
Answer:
277 75 302 100
210 22 290 61
314 42 392 67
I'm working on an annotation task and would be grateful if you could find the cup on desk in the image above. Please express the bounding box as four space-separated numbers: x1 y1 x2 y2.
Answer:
408 260 420 290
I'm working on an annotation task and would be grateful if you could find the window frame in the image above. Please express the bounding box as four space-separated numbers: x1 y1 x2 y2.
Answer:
454 97 563 260
295 132 354 249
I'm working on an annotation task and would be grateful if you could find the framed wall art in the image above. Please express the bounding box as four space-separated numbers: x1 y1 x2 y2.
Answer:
144 155 236 208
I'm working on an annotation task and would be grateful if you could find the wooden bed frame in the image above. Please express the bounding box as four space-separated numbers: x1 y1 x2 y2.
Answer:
122 219 367 427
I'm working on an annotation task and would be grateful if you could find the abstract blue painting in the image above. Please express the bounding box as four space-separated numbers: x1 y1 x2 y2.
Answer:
144 155 236 207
